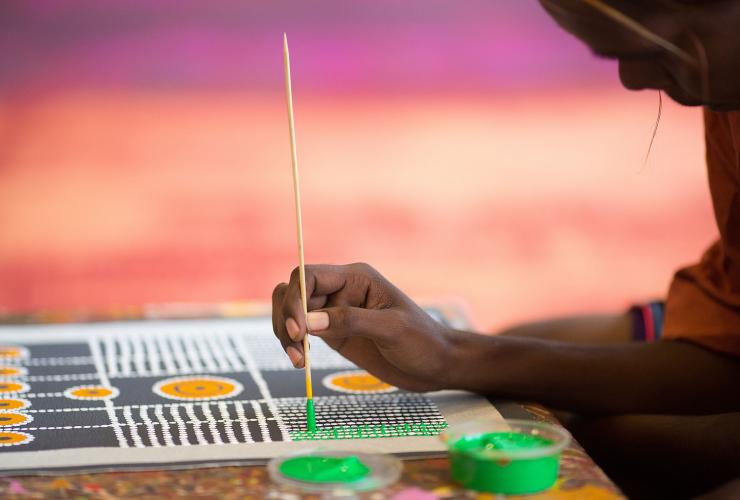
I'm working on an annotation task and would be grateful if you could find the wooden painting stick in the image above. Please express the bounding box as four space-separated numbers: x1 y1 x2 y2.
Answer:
283 33 316 432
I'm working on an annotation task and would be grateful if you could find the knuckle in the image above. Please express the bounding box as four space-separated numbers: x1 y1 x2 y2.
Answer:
348 262 375 275
289 266 301 281
333 306 353 329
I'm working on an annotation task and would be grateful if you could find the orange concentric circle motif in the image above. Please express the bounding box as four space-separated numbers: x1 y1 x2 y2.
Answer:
0 412 32 427
0 366 27 377
0 431 34 447
0 381 29 395
322 370 397 394
0 346 29 360
64 385 119 401
0 398 30 411
153 376 243 401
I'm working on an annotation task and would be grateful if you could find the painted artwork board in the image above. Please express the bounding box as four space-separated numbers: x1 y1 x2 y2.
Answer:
0 315 503 474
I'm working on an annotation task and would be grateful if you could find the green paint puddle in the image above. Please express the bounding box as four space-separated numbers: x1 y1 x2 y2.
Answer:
290 422 448 441
279 455 370 483
451 431 553 454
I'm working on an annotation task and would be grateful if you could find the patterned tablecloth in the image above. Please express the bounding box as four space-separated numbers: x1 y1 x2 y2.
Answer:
0 304 623 499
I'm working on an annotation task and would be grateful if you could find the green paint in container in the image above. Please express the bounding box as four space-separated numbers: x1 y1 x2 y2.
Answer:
442 419 571 495
268 449 402 493
278 455 370 484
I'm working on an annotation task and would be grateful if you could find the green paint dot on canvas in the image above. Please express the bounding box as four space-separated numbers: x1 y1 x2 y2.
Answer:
290 422 447 441
278 455 371 484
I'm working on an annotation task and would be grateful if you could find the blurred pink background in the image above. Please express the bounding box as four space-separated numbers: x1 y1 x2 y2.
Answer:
0 1 715 330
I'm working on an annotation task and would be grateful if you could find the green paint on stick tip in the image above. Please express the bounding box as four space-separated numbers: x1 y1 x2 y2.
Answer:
306 399 316 432
279 455 371 484
290 421 447 441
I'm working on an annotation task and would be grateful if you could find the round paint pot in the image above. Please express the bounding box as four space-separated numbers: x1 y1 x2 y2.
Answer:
268 448 402 493
441 419 571 495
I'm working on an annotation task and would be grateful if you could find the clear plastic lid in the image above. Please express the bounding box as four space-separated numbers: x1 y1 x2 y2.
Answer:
268 448 402 493
441 418 571 460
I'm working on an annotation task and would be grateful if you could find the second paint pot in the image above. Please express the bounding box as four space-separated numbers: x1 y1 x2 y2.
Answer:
442 419 571 495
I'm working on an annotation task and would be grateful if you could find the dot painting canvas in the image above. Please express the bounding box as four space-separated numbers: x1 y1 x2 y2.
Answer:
0 316 503 473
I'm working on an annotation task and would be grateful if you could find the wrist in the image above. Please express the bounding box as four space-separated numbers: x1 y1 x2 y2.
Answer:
444 329 502 392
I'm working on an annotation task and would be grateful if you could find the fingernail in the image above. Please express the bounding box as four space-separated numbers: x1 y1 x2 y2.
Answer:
307 311 330 331
286 346 303 367
285 317 301 341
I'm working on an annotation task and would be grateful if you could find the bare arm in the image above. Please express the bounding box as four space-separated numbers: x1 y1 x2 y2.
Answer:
498 313 632 344
448 332 740 415
273 264 740 417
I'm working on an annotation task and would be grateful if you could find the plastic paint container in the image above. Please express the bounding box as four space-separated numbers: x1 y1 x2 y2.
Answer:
268 449 402 493
441 419 571 495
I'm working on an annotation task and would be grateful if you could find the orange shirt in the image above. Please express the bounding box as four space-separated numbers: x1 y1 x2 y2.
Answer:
663 110 740 357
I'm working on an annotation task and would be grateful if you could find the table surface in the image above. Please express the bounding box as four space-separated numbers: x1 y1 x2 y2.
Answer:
0 304 623 499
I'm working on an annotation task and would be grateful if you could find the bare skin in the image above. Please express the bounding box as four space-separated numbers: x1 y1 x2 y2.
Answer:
272 1 740 495
272 264 740 496
498 313 632 344
273 263 740 415
540 0 740 111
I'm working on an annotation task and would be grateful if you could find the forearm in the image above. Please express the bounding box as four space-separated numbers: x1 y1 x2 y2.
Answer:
497 313 632 344
447 331 740 415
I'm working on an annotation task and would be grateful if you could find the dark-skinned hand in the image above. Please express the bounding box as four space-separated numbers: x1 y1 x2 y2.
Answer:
272 263 459 392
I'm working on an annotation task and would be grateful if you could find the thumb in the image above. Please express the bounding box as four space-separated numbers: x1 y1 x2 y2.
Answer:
307 306 392 343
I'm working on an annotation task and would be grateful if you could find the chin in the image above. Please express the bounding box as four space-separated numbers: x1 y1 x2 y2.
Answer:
664 90 704 107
